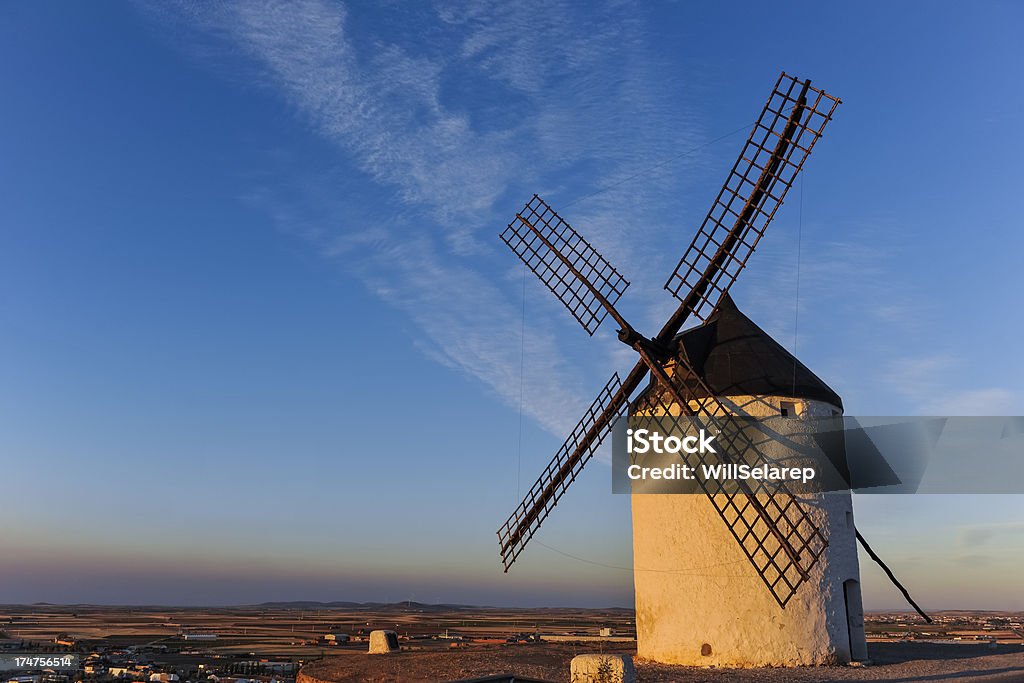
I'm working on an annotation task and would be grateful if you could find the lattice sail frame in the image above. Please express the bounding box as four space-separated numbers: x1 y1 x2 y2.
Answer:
495 72 841 607
664 73 841 324
497 372 627 570
631 362 828 608
500 195 630 335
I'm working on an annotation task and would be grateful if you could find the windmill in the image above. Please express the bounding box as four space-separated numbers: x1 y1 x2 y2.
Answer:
496 73 868 666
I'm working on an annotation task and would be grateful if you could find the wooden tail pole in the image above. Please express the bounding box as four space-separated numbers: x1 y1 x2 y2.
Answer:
856 529 933 624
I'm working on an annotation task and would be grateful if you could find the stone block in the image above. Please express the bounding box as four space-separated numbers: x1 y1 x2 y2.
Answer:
367 630 399 654
570 654 635 683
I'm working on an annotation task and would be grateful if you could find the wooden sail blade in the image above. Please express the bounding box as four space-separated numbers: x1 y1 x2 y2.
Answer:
497 363 648 570
501 195 630 336
662 73 840 332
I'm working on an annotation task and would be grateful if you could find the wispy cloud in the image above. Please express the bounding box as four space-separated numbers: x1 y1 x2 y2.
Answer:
141 0 708 438
355 235 589 435
884 353 1020 415
956 522 1024 549
224 1 512 242
725 208 1024 416
736 214 921 352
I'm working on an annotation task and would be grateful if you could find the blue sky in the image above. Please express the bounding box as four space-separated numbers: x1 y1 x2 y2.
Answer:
1 1 1022 609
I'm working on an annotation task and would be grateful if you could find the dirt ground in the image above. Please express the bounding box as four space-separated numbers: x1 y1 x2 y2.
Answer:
300 641 1024 682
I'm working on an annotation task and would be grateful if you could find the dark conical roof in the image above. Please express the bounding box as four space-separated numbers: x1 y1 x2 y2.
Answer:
668 293 843 410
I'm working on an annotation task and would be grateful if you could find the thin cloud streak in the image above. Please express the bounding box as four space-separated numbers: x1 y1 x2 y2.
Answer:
148 0 707 436
884 353 1020 416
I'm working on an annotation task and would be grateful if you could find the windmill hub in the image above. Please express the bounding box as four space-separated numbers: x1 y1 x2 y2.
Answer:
616 325 673 359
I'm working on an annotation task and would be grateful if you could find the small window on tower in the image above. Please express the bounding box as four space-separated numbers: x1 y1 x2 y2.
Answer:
780 401 797 418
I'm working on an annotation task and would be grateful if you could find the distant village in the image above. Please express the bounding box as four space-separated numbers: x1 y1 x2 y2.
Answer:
1 631 298 683
864 612 1024 643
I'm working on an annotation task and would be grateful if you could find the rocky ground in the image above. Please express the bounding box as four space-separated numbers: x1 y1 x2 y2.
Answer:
298 641 1024 682
639 642 1024 682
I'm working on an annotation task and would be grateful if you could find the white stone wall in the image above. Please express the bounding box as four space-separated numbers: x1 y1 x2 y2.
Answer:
631 395 865 667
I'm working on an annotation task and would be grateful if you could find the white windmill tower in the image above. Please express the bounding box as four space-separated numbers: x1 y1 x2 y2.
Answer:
494 73 927 666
